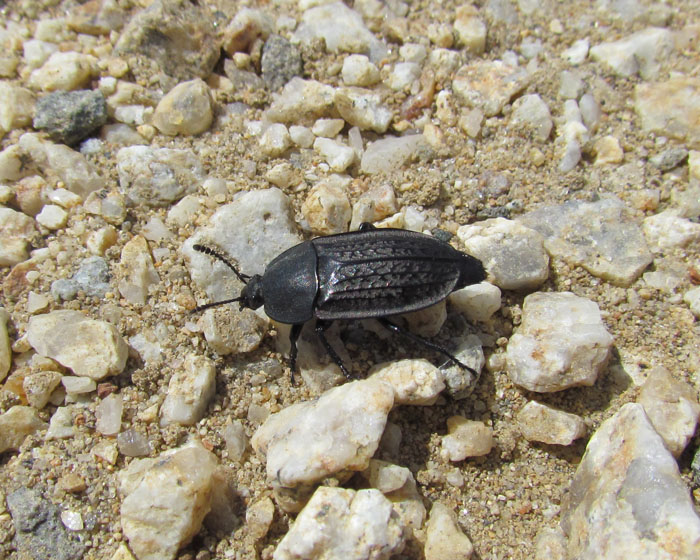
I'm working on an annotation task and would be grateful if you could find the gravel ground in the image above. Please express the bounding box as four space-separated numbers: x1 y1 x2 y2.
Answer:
0 0 699 559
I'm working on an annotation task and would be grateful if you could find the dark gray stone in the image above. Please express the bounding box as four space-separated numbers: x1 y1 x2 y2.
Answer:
261 35 303 91
6 488 85 560
33 90 107 146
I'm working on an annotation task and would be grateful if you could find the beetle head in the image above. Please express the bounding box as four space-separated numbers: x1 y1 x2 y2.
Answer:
240 275 264 311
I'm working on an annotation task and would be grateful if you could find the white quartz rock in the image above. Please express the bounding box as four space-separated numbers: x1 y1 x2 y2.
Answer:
448 282 502 323
96 393 123 436
335 87 393 134
301 175 352 235
642 210 700 252
120 440 219 560
589 27 674 80
516 401 587 446
293 2 387 63
0 207 37 266
457 218 549 290
183 188 301 301
425 502 474 560
370 359 445 406
518 197 652 287
506 292 613 392
118 235 159 306
638 366 700 458
27 310 128 380
313 137 356 172
440 416 493 461
561 403 700 560
273 486 405 560
0 406 47 453
251 378 394 488
361 135 428 175
160 354 216 427
362 459 426 534
19 133 103 198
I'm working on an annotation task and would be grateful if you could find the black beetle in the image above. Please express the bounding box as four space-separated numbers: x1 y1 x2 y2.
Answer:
193 222 486 383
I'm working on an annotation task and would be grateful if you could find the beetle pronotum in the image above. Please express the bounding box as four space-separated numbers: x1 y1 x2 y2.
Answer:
193 222 486 383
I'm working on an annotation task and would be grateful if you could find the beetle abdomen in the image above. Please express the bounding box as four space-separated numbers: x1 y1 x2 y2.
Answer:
313 228 485 320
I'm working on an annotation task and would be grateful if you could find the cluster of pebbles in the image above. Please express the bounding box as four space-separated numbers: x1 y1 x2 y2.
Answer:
1 0 699 559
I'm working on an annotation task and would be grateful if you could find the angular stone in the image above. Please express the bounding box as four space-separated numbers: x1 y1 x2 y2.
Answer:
440 416 493 461
638 367 700 458
160 354 216 427
183 188 301 302
0 406 47 453
642 210 700 252
361 135 429 175
510 94 553 142
118 235 159 306
116 146 205 207
120 440 219 560
273 487 405 560
23 370 62 409
0 309 10 381
251 378 394 489
27 51 97 91
292 2 387 63
27 310 128 380
425 502 473 560
33 90 107 145
266 78 335 125
634 77 700 149
200 307 269 355
6 487 84 560
18 133 103 198
458 218 549 290
561 403 700 560
370 359 445 406
302 176 352 235
453 60 530 117
448 282 501 323
261 35 303 91
518 197 652 286
517 401 587 445
114 0 219 84
506 292 613 392
152 79 213 136
589 27 674 79
335 87 393 134
0 207 36 266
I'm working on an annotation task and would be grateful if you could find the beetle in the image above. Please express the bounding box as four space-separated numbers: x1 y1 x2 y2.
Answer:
193 222 486 383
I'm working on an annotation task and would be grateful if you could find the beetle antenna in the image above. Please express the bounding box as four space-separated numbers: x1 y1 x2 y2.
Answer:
193 244 250 284
194 297 243 313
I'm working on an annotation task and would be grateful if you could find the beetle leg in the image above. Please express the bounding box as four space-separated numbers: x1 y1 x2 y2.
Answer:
315 319 351 379
288 323 303 385
377 318 480 377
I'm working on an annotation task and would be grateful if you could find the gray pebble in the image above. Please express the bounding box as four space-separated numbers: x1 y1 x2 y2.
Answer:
6 487 85 560
50 278 79 301
649 147 689 171
73 256 111 297
33 90 107 146
51 257 111 301
262 35 303 91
